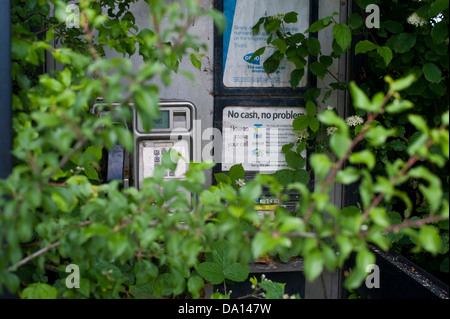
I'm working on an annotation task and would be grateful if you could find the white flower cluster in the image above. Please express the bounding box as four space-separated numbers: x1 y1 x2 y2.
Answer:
235 179 246 186
326 115 364 136
294 130 309 142
70 166 85 174
407 12 427 27
270 13 285 20
327 126 338 135
345 115 364 127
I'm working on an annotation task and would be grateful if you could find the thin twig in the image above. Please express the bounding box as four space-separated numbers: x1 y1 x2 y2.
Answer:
359 214 445 237
9 242 60 271
303 90 394 223
361 138 433 222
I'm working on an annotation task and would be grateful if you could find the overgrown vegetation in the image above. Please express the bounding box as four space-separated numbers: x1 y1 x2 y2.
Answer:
250 0 449 283
0 0 448 299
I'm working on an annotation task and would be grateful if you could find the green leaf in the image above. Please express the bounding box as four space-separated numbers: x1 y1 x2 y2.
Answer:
419 225 442 255
206 8 227 34
11 36 30 60
370 207 390 227
252 17 265 34
388 33 416 53
383 20 403 34
306 100 317 117
214 173 231 185
252 232 278 258
259 280 285 299
280 216 305 233
389 139 407 151
365 126 396 146
336 166 360 184
408 166 442 212
239 181 262 202
431 21 449 44
422 63 442 83
196 262 224 285
348 13 364 30
385 100 414 114
285 150 305 171
442 110 449 126
303 249 324 282
333 24 352 51
309 117 320 132
290 69 305 88
330 132 352 159
271 39 287 54
349 150 375 169
133 89 159 132
134 260 158 286
265 19 282 33
211 292 230 299
376 46 393 66
83 223 111 237
349 82 371 112
306 16 333 33
250 47 266 62
318 110 348 134
320 55 333 68
272 169 295 186
189 53 202 71
408 114 429 133
20 283 58 299
287 54 306 69
293 115 310 131
345 248 376 289
108 233 128 258
224 263 250 282
389 73 416 92
429 0 449 17
228 164 245 182
306 37 321 56
83 165 99 181
187 275 204 299
355 40 377 55
0 271 19 293
336 235 353 265
284 12 299 24
309 61 327 78
137 62 164 82
58 68 72 87
263 52 281 74
51 188 77 213
310 153 332 180
357 248 376 272
115 126 134 153
85 145 102 162
31 112 60 128
39 75 64 92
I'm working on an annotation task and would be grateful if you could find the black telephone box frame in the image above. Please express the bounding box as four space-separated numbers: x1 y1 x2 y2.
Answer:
213 0 318 178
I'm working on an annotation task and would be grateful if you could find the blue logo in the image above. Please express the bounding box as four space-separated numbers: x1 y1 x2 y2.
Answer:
244 53 260 65
252 148 264 157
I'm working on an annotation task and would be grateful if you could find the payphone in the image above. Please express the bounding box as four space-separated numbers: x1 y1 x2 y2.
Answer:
132 101 197 190
93 100 198 192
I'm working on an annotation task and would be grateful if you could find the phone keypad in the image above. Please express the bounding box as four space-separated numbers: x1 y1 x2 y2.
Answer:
153 147 175 177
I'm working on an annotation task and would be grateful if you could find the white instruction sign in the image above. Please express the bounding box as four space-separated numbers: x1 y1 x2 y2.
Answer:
222 106 306 172
223 0 310 88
